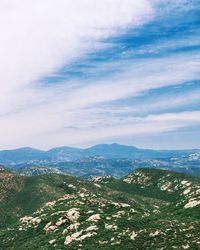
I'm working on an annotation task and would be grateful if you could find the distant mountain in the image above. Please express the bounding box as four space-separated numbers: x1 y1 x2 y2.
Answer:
84 143 199 159
0 147 46 165
84 143 141 158
46 146 83 161
0 168 200 249
0 143 199 167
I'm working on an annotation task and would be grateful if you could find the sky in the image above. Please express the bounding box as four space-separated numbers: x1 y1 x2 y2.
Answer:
0 0 200 150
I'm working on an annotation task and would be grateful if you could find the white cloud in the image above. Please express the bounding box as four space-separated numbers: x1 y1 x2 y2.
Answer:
7 110 199 149
64 110 200 145
0 0 199 149
1 50 200 149
64 53 200 107
116 88 200 115
71 87 200 125
0 0 153 111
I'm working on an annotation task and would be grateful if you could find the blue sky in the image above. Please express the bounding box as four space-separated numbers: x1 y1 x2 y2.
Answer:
0 0 200 149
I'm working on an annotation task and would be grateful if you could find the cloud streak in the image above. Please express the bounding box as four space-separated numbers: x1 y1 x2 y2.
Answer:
0 0 200 149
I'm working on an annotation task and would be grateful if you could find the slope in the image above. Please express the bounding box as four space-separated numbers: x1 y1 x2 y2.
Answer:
0 169 199 249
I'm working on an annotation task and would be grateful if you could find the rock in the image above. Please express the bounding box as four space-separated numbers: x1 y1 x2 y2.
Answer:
62 229 68 235
85 225 98 231
64 230 83 245
130 231 137 240
120 203 130 208
71 231 83 239
44 222 57 233
55 217 67 226
87 214 101 222
94 183 101 188
150 230 160 237
68 223 80 230
184 199 200 208
64 236 73 245
49 239 56 244
182 244 190 249
31 217 41 226
87 210 94 214
44 201 56 208
105 224 118 230
20 216 41 228
79 232 97 241
66 208 80 222
68 184 76 189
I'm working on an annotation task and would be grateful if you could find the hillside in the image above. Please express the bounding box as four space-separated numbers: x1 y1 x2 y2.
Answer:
0 168 200 249
94 169 200 217
0 166 23 203
16 166 64 176
98 168 200 202
0 168 98 228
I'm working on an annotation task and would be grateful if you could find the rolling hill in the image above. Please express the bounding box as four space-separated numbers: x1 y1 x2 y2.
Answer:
0 167 199 249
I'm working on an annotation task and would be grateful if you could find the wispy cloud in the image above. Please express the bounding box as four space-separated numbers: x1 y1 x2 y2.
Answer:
0 0 200 149
0 0 153 114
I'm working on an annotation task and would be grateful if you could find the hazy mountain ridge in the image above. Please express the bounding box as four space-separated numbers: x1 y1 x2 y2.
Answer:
0 168 199 249
1 144 200 178
0 143 199 166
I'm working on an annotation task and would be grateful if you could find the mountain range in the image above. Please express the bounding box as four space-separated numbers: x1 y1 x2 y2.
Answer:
1 144 200 178
0 143 199 165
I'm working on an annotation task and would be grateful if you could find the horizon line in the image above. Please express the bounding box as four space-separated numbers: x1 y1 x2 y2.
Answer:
0 143 199 152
